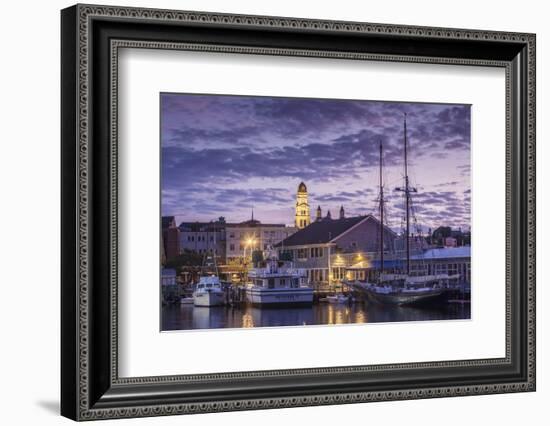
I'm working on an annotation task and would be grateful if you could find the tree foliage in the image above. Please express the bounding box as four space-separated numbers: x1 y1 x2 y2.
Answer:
164 250 203 274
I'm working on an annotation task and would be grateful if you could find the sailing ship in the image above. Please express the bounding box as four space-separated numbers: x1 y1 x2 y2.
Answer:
245 247 313 306
349 114 458 306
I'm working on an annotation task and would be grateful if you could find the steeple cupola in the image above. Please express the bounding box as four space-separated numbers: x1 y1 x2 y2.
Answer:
316 205 322 221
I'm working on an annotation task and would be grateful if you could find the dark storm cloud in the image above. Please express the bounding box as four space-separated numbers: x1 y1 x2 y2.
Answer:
162 131 385 185
391 188 470 230
252 97 374 138
167 125 260 146
430 152 448 159
211 188 291 205
315 194 354 203
161 93 471 229
434 181 459 188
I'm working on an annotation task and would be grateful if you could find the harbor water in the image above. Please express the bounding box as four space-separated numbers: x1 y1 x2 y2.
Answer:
161 302 470 331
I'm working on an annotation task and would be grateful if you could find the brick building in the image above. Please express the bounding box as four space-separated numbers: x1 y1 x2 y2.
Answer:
161 216 181 261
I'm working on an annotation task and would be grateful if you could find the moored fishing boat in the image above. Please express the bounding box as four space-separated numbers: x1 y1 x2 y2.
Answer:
193 275 225 307
245 249 313 306
193 251 226 307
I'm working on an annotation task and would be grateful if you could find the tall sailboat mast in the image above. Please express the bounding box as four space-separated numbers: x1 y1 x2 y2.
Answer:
396 113 416 275
404 114 410 275
379 140 384 275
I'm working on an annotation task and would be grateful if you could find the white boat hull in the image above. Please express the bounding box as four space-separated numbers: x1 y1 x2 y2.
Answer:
327 295 349 304
193 290 225 307
246 287 313 306
365 287 447 306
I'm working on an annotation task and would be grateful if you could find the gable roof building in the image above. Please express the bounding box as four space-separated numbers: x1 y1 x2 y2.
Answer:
275 215 368 247
275 214 395 250
275 215 397 286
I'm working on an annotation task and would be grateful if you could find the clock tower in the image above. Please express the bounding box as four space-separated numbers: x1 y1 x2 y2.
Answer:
295 182 311 229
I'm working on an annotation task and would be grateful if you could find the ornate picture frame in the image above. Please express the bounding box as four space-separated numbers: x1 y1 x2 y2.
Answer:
61 4 535 421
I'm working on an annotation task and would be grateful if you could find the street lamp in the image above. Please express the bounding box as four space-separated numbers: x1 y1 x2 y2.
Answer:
242 237 257 263
246 237 257 252
241 237 257 285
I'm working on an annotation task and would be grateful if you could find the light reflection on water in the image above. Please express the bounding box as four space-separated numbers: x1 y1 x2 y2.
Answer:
161 302 470 331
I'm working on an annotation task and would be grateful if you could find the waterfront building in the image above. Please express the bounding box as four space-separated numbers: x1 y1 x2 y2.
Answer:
276 214 396 287
295 181 311 229
225 218 297 262
409 246 471 284
162 216 180 261
344 246 471 285
179 217 227 261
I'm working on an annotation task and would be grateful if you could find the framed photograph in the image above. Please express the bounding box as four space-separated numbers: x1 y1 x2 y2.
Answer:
61 4 536 421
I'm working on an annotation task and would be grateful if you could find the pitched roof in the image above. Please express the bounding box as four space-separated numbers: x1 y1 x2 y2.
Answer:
275 215 368 247
178 219 287 232
225 220 287 228
410 246 471 260
179 221 225 232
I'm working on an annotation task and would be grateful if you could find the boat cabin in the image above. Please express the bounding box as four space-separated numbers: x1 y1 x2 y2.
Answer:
252 276 301 289
196 276 222 290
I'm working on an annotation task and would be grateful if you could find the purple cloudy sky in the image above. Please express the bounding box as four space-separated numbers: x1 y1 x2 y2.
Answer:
161 93 471 233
